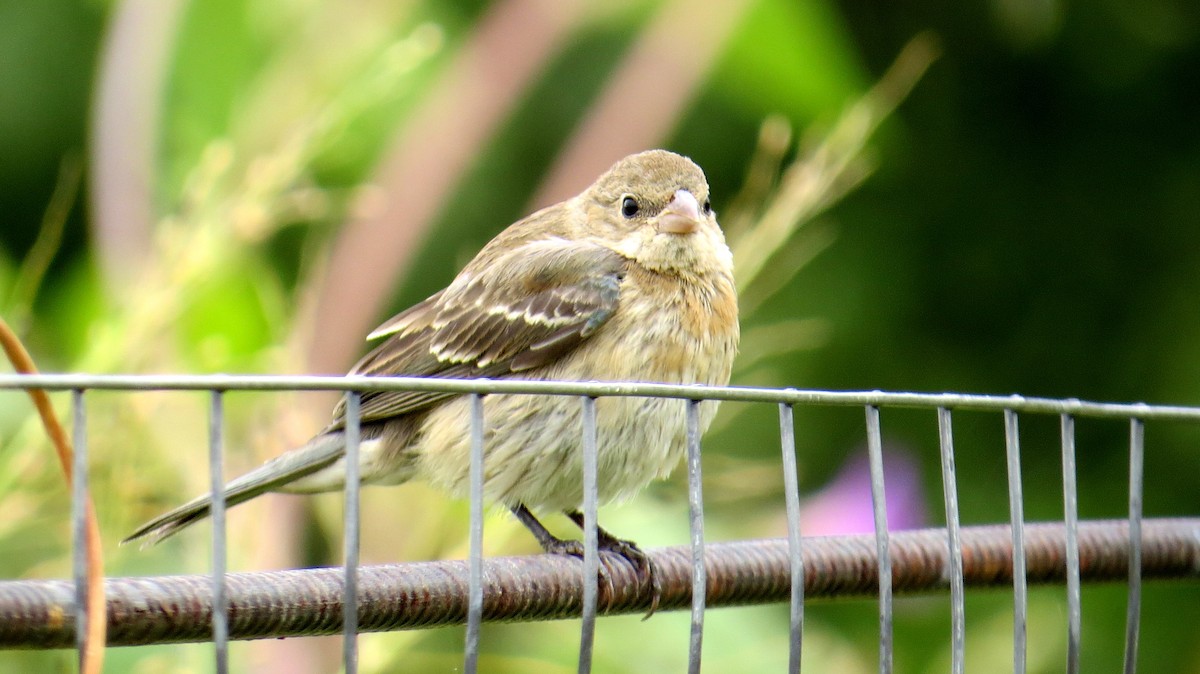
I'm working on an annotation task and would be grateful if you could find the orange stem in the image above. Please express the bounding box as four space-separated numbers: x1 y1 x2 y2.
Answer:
0 317 106 673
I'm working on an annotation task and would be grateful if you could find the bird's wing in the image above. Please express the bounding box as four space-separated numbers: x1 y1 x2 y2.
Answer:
327 237 625 429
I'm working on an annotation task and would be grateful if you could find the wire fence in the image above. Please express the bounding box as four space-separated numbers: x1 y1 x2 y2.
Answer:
1 374 1198 674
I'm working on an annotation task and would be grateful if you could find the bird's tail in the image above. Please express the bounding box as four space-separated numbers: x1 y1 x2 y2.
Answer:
122 433 347 546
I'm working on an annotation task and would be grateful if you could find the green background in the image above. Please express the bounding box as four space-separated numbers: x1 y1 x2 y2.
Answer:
1 0 1197 671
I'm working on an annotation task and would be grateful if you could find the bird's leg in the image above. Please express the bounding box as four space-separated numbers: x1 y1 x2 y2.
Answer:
566 510 661 617
511 503 584 555
510 504 617 609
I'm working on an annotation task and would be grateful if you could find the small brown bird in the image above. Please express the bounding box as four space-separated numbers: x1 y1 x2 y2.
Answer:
126 149 739 590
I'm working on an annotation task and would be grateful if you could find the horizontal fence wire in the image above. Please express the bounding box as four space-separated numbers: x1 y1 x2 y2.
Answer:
0 519 1196 649
2 374 1199 419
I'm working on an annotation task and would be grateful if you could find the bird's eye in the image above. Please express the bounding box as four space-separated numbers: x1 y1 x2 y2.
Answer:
621 196 640 218
702 199 712 215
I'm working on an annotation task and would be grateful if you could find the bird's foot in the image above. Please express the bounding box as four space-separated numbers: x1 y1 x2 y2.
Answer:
510 504 663 617
511 505 618 609
533 535 620 611
567 511 661 618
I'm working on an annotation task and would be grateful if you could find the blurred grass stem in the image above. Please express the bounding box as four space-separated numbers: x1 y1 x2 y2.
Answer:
7 156 82 333
731 33 940 294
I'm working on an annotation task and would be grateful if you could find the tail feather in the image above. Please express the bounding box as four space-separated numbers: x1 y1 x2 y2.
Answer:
122 433 346 546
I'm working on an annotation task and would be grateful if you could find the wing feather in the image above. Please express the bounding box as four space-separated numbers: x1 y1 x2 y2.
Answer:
326 238 625 429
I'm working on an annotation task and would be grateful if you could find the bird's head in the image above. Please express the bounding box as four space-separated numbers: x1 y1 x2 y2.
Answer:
581 150 733 277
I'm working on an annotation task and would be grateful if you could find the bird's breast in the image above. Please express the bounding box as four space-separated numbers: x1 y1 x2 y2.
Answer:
586 266 739 386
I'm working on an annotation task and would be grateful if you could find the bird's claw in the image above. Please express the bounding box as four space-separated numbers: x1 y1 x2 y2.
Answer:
594 534 660 618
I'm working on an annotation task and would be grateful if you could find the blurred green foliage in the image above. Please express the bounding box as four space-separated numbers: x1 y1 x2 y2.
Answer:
1 0 1198 671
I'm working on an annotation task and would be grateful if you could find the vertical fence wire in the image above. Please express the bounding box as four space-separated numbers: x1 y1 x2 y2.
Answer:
208 391 229 674
937 408 965 674
1004 409 1027 674
342 391 361 674
578 396 599 674
464 393 485 674
864 405 893 674
778 403 803 674
1060 414 1081 674
685 400 706 674
1123 418 1145 674
71 389 88 668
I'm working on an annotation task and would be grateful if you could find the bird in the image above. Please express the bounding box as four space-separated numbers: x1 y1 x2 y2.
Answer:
125 149 740 600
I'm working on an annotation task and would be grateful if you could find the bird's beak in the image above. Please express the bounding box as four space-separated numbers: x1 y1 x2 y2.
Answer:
656 189 702 235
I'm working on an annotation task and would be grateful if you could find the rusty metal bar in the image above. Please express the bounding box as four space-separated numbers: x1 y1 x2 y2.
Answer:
3 519 1195 650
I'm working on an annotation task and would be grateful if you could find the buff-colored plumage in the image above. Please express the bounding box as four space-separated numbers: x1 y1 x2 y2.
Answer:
126 150 739 558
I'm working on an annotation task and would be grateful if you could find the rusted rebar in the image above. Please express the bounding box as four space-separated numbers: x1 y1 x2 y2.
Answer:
0 518 1196 649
